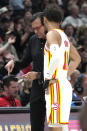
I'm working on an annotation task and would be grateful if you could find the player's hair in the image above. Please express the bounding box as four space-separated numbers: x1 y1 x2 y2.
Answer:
44 4 63 23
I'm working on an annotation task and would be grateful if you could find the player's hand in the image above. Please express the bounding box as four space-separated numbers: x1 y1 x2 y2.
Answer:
45 78 58 85
44 79 58 94
5 60 14 75
45 88 49 95
49 79 58 84
43 79 58 90
22 71 38 80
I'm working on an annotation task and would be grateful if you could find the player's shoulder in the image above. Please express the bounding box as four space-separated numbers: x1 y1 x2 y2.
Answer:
46 30 61 43
47 30 59 36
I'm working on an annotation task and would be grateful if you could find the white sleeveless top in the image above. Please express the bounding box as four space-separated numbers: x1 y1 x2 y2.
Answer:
44 28 70 81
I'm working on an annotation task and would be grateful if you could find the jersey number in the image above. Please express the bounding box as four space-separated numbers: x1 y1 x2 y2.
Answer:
63 51 68 70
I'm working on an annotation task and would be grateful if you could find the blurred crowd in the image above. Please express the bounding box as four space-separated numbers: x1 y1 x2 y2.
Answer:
0 0 87 107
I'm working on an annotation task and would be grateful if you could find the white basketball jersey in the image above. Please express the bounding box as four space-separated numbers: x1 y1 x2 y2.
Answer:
44 29 72 126
44 28 70 81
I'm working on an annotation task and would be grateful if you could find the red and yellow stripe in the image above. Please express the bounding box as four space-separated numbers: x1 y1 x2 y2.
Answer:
44 48 51 67
52 68 57 79
56 80 61 123
48 83 54 124
63 51 68 71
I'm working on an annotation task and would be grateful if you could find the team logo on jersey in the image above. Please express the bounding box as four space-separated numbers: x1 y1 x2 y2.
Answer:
64 40 69 47
51 103 60 110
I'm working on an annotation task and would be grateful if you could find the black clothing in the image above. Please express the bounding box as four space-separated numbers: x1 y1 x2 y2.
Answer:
12 34 46 131
43 80 50 90
30 98 46 131
12 34 45 103
20 88 31 106
20 90 30 106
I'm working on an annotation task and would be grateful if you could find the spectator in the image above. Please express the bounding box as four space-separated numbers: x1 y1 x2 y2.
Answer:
64 24 77 46
0 17 11 40
24 10 32 25
13 14 33 59
19 78 32 106
70 70 81 90
0 75 21 107
73 75 84 100
13 15 27 58
72 74 87 101
70 70 82 107
78 38 87 64
9 0 24 10
79 3 87 26
77 0 87 8
2 31 19 60
62 4 83 28
41 0 50 11
23 0 32 12
77 26 87 40
64 0 81 17
0 35 17 77
0 36 16 55
0 7 8 16
0 6 13 19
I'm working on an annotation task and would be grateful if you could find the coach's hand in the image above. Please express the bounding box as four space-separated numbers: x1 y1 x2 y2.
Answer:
22 71 38 80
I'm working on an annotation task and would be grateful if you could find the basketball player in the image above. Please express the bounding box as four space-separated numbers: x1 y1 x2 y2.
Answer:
43 4 81 131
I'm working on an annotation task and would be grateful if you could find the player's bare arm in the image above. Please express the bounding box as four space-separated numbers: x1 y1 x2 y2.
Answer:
67 43 81 78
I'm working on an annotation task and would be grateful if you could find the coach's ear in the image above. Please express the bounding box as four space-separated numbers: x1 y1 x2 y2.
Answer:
44 17 48 25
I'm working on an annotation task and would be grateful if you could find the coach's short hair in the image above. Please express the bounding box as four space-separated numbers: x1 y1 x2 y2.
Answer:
44 4 63 23
31 12 44 25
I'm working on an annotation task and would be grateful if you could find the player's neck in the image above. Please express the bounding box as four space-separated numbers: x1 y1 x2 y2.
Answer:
47 22 60 31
